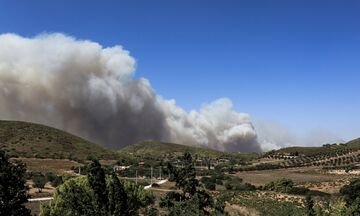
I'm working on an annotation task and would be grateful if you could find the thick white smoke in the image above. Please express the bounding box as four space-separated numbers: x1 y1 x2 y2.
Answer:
0 33 261 152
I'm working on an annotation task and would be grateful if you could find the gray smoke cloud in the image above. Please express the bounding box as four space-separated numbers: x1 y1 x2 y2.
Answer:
0 33 260 152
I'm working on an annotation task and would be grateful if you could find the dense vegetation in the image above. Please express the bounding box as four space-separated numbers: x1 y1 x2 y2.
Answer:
0 150 31 216
40 159 154 216
119 140 258 161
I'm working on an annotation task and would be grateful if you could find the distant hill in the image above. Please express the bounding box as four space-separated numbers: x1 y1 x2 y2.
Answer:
118 140 258 160
271 138 360 156
0 120 119 160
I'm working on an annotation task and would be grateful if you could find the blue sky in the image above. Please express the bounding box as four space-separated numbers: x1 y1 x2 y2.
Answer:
1 0 359 142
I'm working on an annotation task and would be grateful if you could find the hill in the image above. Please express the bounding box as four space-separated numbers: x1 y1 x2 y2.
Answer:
270 138 360 157
0 120 119 160
258 137 360 170
118 140 258 161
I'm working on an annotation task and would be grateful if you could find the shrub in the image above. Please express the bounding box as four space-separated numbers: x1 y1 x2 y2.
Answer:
264 178 294 193
288 187 310 195
235 183 256 191
33 173 47 193
45 172 56 182
50 175 63 188
204 181 216 190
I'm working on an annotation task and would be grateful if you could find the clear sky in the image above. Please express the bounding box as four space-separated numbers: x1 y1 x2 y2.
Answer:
0 0 359 142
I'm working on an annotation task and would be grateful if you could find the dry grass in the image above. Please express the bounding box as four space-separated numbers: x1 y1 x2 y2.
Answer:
13 157 81 174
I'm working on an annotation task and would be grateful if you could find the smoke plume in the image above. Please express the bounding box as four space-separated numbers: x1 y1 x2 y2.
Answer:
0 33 261 152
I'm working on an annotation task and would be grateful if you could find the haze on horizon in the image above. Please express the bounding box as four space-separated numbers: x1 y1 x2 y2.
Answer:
0 0 359 152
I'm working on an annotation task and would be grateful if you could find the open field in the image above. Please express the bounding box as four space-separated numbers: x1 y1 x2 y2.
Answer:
235 167 345 187
12 157 81 174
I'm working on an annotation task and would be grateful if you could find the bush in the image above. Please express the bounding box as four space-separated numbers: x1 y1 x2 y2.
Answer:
340 178 360 206
235 183 256 191
50 175 63 188
225 182 233 190
204 181 216 190
33 173 47 193
288 187 310 195
45 172 56 182
264 178 294 193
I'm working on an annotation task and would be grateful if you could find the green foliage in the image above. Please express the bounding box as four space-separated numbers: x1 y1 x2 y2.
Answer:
88 159 108 213
201 177 216 190
305 194 315 216
314 198 348 216
340 178 360 206
223 176 255 191
264 178 294 193
33 173 47 192
0 150 31 216
50 175 63 188
107 172 128 215
333 178 360 215
162 152 226 215
119 140 258 162
45 172 57 182
40 160 154 216
233 191 306 216
168 152 199 196
145 206 158 216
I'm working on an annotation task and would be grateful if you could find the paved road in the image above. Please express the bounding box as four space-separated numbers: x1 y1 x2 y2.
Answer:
28 197 53 202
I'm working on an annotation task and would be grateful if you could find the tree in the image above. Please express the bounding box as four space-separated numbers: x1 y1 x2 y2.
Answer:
108 172 128 215
88 159 108 213
339 179 360 214
171 152 199 197
40 159 154 216
0 150 31 216
33 173 47 192
161 152 225 215
305 194 315 216
50 175 63 188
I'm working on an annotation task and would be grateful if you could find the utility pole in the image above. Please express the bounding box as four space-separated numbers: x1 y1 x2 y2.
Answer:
159 167 162 180
135 170 138 185
151 167 153 185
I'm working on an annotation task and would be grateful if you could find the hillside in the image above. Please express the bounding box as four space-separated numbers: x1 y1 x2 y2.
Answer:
0 120 119 160
257 137 360 170
119 140 258 160
271 138 360 156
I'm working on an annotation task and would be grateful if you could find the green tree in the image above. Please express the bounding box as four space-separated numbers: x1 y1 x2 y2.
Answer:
88 159 108 213
161 152 225 215
339 179 360 215
33 173 47 192
108 172 128 215
305 194 315 216
0 150 31 216
170 152 199 197
40 159 154 216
